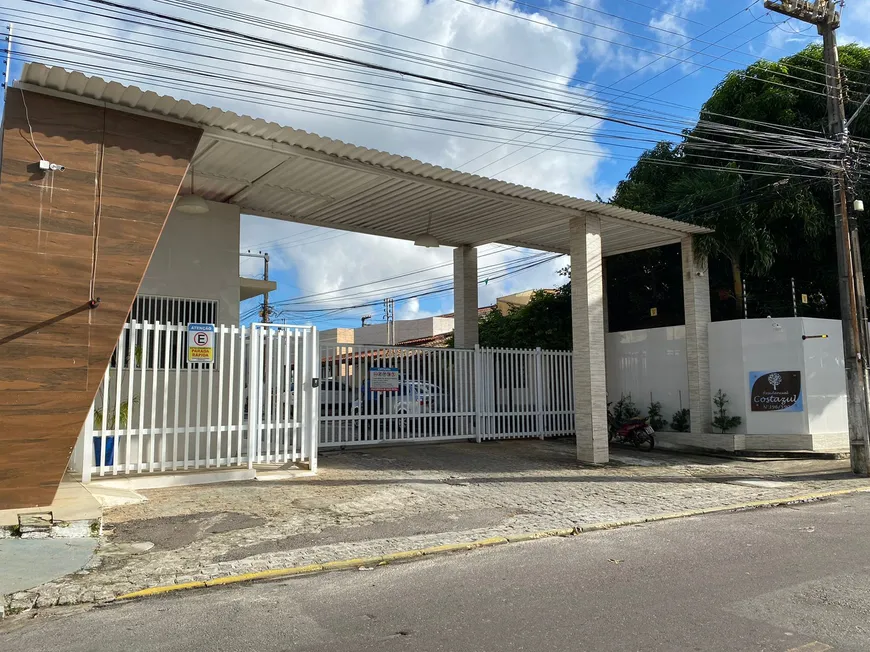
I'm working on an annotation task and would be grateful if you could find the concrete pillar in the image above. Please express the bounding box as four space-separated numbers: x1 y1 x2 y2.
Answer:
602 260 610 334
453 245 479 348
681 235 712 433
571 215 609 464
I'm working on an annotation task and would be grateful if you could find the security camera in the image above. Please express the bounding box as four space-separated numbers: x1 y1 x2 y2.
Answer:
38 160 65 172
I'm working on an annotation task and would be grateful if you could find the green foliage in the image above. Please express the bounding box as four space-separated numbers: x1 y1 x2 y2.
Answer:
671 408 691 432
477 286 572 350
611 395 641 427
610 43 870 323
711 390 741 434
94 396 139 430
647 401 667 431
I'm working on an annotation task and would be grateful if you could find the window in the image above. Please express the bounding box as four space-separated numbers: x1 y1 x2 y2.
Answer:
128 295 219 326
112 295 220 370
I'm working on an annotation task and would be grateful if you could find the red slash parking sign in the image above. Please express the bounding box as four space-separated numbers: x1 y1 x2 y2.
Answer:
187 323 215 363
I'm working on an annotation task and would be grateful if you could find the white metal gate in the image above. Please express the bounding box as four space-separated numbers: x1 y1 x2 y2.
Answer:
248 324 320 469
318 343 476 447
318 343 574 448
75 322 319 481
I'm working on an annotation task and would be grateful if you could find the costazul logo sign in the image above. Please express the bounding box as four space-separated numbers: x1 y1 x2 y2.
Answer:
749 370 803 412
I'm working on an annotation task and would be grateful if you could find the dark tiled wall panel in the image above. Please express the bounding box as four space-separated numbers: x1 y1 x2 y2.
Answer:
0 91 201 509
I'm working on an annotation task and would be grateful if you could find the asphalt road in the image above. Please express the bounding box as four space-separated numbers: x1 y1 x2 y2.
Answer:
5 495 870 652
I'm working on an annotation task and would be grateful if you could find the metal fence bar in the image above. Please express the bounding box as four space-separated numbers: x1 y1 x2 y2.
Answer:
215 326 226 468
309 327 320 471
226 325 236 467
265 328 274 464
194 359 203 469
247 326 258 470
137 321 148 472
98 352 110 478
95 362 110 482
161 322 171 472
125 322 136 474
292 329 300 460
173 324 183 471
149 321 160 470
274 328 283 463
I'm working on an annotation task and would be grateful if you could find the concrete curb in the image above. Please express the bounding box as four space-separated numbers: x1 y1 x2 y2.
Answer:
113 485 870 603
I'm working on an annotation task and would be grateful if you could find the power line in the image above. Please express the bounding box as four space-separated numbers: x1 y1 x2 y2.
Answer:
465 2 768 175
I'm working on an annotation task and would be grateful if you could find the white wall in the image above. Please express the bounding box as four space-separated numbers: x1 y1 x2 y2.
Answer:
605 326 689 423
140 201 241 326
802 318 847 435
354 316 454 346
707 319 747 433
708 318 847 440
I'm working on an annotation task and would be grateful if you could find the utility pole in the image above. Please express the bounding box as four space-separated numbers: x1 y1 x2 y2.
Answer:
765 1 870 474
383 298 395 345
240 250 271 323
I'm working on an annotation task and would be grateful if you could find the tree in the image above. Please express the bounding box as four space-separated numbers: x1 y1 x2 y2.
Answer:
478 285 572 350
611 43 870 323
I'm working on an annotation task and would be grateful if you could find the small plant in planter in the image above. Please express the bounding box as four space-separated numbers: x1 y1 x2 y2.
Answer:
670 408 690 432
711 390 741 434
612 395 640 427
94 396 140 429
647 401 667 431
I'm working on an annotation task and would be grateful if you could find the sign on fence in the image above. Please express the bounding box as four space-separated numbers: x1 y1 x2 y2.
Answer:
369 367 400 392
187 323 215 363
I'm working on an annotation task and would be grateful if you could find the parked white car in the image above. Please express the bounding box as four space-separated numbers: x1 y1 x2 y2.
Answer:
356 380 428 429
289 379 357 417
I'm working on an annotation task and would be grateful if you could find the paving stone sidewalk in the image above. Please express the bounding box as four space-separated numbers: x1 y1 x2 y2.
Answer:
5 439 868 614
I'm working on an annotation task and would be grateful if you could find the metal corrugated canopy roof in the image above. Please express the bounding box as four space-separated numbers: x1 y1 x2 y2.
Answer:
16 63 710 256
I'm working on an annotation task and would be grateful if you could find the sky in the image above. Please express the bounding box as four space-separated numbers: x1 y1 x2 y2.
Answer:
1 0 862 330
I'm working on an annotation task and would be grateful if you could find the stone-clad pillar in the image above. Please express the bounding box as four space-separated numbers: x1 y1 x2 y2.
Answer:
571 215 609 464
681 236 712 434
453 245 479 348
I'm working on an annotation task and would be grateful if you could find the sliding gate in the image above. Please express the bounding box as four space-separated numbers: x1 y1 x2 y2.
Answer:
318 343 574 448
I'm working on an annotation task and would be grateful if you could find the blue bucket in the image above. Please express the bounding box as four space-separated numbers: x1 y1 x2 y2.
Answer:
93 436 115 467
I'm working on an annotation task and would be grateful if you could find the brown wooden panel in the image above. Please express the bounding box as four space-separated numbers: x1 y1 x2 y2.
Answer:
0 90 202 509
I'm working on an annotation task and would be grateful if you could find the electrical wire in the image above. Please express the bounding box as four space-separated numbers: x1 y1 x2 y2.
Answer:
466 2 773 175
17 87 44 159
6 40 833 183
6 35 839 177
242 250 561 320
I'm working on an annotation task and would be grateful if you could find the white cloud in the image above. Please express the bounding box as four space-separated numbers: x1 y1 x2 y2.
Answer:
591 0 708 76
13 0 620 324
839 0 870 46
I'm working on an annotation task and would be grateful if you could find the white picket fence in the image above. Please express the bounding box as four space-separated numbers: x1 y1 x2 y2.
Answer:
318 344 574 447
73 328 575 482
75 322 318 481
477 348 575 441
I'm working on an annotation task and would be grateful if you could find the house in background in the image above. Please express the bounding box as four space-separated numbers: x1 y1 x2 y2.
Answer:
496 289 556 315
320 306 496 348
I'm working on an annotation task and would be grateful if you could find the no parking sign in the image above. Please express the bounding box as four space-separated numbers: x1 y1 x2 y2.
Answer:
187 323 215 363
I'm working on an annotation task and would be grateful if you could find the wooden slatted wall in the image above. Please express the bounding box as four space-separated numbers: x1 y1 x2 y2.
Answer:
0 90 202 509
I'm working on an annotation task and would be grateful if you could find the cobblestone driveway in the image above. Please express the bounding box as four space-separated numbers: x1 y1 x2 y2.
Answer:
5 439 868 613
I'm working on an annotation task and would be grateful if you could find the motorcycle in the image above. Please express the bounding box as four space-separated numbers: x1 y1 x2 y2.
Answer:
608 414 656 451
